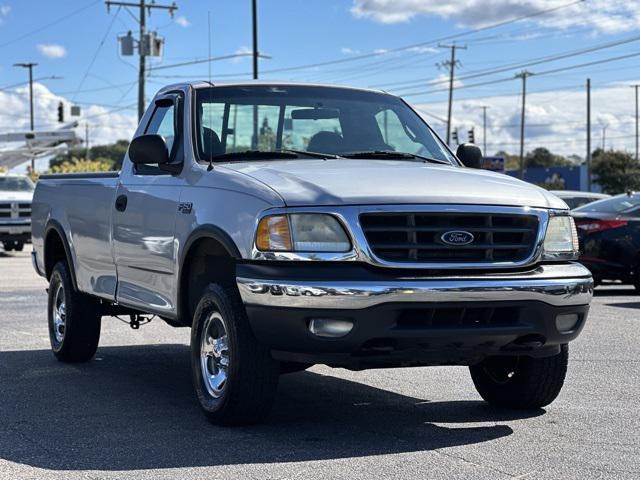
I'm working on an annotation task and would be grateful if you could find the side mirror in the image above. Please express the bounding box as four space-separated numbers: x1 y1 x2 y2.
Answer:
128 134 169 165
456 143 483 169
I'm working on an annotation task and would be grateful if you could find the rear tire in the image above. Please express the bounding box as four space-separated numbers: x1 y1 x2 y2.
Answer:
469 345 569 409
3 241 14 251
14 242 24 252
191 283 279 426
47 261 102 362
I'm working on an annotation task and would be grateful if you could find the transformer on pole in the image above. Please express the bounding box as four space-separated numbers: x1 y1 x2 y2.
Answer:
105 1 177 120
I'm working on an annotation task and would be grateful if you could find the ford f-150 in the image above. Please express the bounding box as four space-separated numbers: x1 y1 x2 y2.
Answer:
31 82 593 425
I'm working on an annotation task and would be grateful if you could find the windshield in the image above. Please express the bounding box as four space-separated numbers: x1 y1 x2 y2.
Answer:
194 85 456 164
0 177 34 192
574 194 640 214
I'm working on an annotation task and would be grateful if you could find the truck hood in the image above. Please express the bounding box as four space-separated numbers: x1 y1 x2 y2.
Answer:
221 159 567 209
0 190 33 202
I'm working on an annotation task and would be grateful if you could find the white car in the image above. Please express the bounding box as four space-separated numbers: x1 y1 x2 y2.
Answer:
550 190 610 210
0 174 34 252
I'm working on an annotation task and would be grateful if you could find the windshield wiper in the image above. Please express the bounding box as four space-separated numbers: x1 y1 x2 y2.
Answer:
209 150 300 161
341 150 450 165
281 148 340 159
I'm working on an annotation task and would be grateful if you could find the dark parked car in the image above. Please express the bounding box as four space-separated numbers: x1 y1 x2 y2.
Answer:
573 192 640 290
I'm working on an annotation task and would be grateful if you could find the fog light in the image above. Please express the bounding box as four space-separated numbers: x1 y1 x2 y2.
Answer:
308 318 354 338
556 313 579 333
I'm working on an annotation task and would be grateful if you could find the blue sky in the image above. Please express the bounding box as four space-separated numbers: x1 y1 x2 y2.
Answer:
1 0 640 167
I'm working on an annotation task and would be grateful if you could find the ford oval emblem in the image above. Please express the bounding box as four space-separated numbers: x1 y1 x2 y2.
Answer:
441 230 475 246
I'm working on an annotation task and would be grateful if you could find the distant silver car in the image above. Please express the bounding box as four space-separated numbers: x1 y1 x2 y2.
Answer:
551 190 610 210
31 82 593 425
0 174 33 252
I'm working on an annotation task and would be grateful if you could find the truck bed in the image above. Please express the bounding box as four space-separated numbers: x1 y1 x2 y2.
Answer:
32 171 121 300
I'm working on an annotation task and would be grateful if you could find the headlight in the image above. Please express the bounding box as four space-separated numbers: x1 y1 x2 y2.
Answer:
543 215 579 259
256 214 351 252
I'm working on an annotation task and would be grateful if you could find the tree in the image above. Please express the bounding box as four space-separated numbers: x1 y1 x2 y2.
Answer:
497 148 571 171
51 140 129 170
49 158 113 174
592 149 640 194
525 147 571 168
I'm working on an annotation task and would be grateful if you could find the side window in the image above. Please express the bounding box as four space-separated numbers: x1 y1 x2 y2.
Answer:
146 104 176 152
136 102 177 175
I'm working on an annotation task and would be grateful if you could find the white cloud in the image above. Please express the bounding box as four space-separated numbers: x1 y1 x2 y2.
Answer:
0 4 10 24
413 80 640 157
175 15 190 27
351 1 640 34
341 47 361 55
232 46 253 63
37 43 66 59
430 72 463 89
409 46 439 54
1 82 137 172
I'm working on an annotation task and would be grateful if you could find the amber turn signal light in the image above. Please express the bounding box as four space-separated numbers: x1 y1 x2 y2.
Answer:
256 215 292 251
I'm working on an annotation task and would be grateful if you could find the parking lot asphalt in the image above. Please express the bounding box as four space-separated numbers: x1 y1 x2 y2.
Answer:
0 250 638 479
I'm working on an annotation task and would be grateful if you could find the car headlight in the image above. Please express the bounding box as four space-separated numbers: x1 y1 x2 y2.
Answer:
256 214 351 252
543 215 579 259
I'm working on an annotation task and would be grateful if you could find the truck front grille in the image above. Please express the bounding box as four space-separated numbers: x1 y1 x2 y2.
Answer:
0 202 31 219
360 211 539 264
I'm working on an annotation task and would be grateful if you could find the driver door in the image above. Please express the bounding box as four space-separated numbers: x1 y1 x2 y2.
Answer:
112 94 183 315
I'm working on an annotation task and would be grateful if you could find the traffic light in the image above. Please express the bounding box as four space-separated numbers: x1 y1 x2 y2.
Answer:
452 128 459 145
468 127 475 144
57 102 64 123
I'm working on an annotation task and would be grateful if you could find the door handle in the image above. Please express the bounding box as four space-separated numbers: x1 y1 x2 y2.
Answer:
115 195 128 212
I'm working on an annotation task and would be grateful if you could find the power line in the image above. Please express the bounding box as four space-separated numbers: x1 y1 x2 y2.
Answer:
0 1 101 48
148 52 270 72
384 32 640 92
188 0 583 79
71 6 122 103
398 50 640 98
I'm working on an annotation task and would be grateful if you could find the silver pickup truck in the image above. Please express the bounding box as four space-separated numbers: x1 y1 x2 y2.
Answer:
31 82 592 425
0 174 34 252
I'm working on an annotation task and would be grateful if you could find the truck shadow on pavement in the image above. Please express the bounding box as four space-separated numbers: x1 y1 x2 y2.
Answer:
0 344 538 471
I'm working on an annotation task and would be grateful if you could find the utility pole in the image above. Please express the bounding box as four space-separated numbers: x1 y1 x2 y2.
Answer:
481 106 489 154
515 70 532 180
632 84 640 161
438 44 466 145
602 125 607 150
13 63 37 132
85 123 90 160
252 0 259 149
252 0 259 80
105 1 177 120
13 62 38 172
586 78 592 192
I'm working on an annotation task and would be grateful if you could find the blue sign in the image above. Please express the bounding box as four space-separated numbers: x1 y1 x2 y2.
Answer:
482 156 505 172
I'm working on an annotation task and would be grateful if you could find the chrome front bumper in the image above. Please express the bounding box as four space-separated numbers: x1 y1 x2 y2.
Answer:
237 263 593 310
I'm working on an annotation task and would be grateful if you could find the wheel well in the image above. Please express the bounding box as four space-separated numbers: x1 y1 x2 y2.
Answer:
44 229 68 281
180 237 236 326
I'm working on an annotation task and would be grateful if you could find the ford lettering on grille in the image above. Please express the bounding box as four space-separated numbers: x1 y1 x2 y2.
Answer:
441 230 475 246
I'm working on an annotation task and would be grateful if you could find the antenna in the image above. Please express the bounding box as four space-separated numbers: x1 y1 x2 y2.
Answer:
207 11 214 171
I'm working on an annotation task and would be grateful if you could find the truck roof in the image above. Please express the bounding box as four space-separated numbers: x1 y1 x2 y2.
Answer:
156 80 389 97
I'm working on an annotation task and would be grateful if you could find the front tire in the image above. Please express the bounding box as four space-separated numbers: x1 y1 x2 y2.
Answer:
14 242 24 252
469 345 569 409
3 241 14 251
191 283 279 426
47 261 102 362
